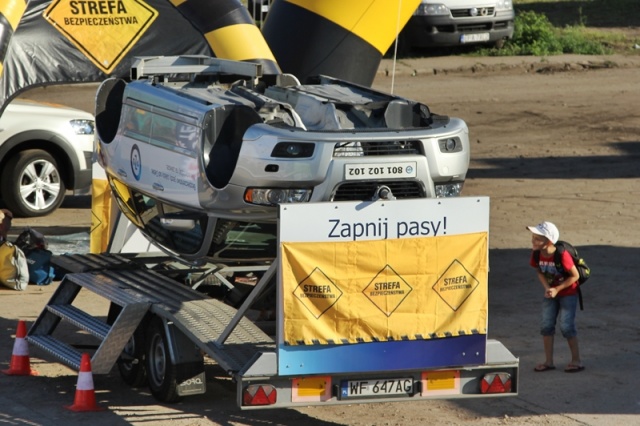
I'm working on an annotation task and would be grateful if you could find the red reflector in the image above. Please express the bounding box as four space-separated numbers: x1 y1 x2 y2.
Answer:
480 373 512 394
243 384 277 406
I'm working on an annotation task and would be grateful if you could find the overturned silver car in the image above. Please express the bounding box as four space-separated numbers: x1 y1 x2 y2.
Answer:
96 56 470 263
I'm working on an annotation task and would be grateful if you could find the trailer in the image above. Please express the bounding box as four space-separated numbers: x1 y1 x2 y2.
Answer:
27 197 518 409
27 56 517 408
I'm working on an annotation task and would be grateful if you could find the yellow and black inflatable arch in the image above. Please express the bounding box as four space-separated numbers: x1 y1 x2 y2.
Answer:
0 0 27 78
262 0 420 86
169 0 280 75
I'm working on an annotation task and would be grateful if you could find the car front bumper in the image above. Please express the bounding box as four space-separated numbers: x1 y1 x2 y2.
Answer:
403 11 515 47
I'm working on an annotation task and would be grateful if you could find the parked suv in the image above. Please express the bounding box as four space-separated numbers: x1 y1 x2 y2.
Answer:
0 99 95 217
395 0 515 54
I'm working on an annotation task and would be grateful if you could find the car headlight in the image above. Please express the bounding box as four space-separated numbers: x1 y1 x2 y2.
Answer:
438 137 462 153
244 188 312 206
70 119 95 135
435 182 464 198
496 0 513 10
414 3 449 16
271 142 315 158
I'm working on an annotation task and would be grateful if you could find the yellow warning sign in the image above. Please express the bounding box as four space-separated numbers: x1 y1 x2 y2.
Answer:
293 268 343 319
44 0 159 74
363 265 412 317
281 232 488 345
433 260 480 311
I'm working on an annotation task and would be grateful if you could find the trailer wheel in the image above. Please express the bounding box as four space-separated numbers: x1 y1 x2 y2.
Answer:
117 328 147 387
107 303 148 388
145 316 181 403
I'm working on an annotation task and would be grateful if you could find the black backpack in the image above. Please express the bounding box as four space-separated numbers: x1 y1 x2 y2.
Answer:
533 240 591 310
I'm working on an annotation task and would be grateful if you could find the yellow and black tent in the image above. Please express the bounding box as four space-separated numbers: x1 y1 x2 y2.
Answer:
0 0 420 114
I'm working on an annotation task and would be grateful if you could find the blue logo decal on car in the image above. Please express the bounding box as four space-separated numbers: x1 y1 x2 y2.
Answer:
131 144 142 181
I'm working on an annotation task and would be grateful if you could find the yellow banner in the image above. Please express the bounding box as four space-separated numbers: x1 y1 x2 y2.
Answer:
89 178 112 254
281 232 488 345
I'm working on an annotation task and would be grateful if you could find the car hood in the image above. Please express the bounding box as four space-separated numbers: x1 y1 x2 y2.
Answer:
2 99 94 121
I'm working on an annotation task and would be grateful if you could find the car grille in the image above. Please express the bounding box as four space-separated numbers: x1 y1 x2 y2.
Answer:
456 22 492 31
332 181 425 201
493 20 511 29
333 140 422 157
451 7 495 18
436 20 509 33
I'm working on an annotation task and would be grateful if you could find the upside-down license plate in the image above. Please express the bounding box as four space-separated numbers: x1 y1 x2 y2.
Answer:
345 162 416 180
340 378 414 399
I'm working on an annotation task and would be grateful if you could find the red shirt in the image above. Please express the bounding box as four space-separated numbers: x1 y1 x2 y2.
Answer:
530 249 579 296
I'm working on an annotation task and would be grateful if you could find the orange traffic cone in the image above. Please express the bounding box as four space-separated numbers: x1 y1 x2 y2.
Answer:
2 320 38 376
65 353 105 412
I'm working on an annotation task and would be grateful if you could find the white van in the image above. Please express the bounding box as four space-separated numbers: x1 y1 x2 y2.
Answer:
397 0 515 53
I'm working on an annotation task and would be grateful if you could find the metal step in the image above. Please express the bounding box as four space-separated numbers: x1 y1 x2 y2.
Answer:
51 252 135 273
45 304 110 340
27 335 83 370
28 253 276 376
51 252 172 274
27 273 152 374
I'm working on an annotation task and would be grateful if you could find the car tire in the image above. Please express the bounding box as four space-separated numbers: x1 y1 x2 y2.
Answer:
145 316 181 403
0 149 66 217
118 327 148 388
107 303 149 388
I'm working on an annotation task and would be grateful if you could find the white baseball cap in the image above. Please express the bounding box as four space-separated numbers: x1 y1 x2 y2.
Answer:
527 221 559 244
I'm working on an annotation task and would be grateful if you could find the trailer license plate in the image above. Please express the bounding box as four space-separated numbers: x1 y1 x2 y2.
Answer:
460 33 490 43
340 378 413 398
345 162 416 180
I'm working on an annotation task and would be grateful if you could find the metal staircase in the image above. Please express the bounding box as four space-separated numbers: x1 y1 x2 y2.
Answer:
26 253 276 376
27 271 152 373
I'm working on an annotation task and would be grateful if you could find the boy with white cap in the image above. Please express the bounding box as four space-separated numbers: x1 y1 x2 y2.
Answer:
527 221 584 373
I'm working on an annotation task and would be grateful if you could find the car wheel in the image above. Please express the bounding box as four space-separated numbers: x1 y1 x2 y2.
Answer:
0 149 66 217
118 328 148 387
107 303 149 388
